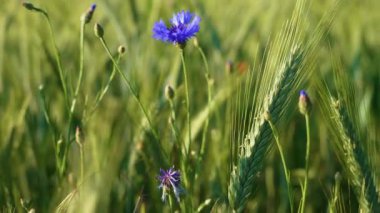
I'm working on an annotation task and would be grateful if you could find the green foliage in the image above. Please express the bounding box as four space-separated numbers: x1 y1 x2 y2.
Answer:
0 0 379 212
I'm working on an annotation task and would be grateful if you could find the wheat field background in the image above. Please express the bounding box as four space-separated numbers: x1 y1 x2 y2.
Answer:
0 0 379 212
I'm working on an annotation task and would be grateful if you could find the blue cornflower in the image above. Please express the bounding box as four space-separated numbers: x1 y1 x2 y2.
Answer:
153 10 201 47
157 166 183 202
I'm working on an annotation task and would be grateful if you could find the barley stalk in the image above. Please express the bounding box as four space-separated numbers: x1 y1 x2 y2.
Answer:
227 0 340 209
228 47 303 212
227 0 308 210
320 89 380 212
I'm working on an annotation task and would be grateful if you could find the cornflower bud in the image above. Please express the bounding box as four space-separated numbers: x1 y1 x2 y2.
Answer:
22 1 35 10
94 22 104 38
118 45 126 55
298 90 312 115
81 3 97 24
165 85 175 101
225 60 234 75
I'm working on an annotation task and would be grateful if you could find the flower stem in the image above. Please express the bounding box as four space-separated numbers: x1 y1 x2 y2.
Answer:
98 37 159 141
69 20 86 125
300 114 311 213
79 144 84 185
88 54 121 118
267 118 294 213
62 20 86 176
195 45 212 181
75 127 84 186
168 100 181 145
71 20 86 113
40 10 69 108
168 194 174 212
180 50 191 158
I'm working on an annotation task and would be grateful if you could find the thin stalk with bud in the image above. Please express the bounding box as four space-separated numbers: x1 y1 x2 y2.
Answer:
95 22 161 144
22 1 69 108
298 90 312 213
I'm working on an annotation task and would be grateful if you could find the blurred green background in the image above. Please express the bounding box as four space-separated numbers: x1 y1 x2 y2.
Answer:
0 0 379 212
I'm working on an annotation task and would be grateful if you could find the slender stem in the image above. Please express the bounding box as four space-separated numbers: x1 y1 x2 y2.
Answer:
75 127 84 190
168 194 174 213
267 119 294 213
180 50 191 157
88 54 121 118
41 11 69 108
179 50 192 199
79 144 84 185
168 99 176 120
167 99 189 189
62 21 86 176
98 37 159 141
168 100 180 145
72 20 86 110
38 86 56 143
195 45 212 181
96 56 119 104
76 128 84 186
30 7 70 175
39 86 60 170
68 20 86 120
301 114 311 213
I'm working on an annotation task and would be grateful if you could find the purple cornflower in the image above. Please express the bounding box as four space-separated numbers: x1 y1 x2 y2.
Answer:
157 166 183 202
153 10 201 47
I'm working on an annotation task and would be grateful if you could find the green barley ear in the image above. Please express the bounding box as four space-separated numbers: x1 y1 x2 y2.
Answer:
228 0 338 211
317 61 380 212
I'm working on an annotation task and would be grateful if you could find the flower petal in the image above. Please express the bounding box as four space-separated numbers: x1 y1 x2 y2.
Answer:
152 20 169 42
184 15 201 37
170 10 193 26
154 11 200 45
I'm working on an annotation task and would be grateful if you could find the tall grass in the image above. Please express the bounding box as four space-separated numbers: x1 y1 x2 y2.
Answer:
0 0 379 212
